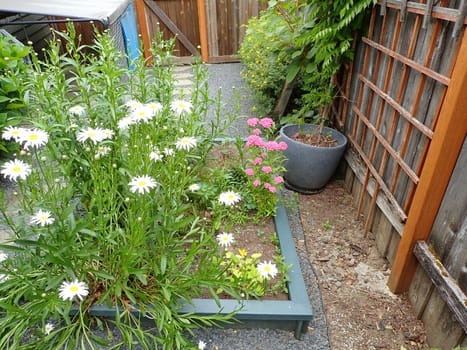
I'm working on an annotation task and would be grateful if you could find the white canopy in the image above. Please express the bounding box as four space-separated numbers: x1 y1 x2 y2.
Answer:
0 0 131 26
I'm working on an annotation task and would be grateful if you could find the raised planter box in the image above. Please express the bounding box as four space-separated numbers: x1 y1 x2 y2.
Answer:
85 202 313 339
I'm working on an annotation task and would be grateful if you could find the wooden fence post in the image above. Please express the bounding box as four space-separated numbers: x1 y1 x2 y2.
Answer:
387 31 467 293
134 0 152 60
197 0 209 62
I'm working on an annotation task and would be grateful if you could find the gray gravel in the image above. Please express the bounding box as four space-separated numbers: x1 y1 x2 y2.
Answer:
205 63 254 138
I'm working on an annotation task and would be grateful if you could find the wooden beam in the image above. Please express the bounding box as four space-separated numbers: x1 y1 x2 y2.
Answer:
381 0 467 25
197 0 209 62
134 0 152 60
413 241 467 332
273 79 296 118
388 31 467 293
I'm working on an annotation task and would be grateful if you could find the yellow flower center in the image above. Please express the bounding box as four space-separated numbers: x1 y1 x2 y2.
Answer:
70 286 79 293
28 134 38 140
138 181 147 187
12 166 21 173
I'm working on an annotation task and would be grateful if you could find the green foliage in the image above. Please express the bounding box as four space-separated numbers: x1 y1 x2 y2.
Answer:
238 6 295 116
0 26 288 349
322 220 332 230
216 248 289 299
239 0 375 122
0 34 30 156
278 0 376 121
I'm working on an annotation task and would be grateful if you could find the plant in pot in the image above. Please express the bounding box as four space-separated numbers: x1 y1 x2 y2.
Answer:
267 0 375 193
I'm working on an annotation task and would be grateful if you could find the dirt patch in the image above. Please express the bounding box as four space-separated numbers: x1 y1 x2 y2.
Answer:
299 180 428 349
292 131 337 147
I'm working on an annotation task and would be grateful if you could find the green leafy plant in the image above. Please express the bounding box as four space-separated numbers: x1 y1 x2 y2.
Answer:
276 0 376 124
215 247 289 299
322 220 332 230
0 26 288 349
240 0 375 130
0 33 31 156
238 6 295 116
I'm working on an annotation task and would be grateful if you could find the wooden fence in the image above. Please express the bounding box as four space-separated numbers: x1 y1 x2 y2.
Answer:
137 0 266 63
334 0 467 347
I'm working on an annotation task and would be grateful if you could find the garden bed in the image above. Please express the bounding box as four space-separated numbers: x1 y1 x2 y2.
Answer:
82 201 313 339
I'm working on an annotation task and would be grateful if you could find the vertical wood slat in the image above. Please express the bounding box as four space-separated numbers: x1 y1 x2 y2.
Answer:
134 0 152 60
388 31 467 293
197 0 209 62
205 0 218 58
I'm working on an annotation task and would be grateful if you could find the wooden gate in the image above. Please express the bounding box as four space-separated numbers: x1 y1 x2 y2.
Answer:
138 0 266 63
335 0 467 347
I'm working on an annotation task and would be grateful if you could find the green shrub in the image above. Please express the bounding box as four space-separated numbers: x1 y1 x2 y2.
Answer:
238 6 295 116
239 0 376 124
0 34 30 156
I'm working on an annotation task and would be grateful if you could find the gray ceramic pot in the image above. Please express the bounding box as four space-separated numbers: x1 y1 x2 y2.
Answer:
279 124 347 193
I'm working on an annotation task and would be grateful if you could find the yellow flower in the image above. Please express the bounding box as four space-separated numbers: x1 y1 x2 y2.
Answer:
238 249 247 257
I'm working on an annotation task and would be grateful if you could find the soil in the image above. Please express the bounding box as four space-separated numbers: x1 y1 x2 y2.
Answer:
292 131 337 147
299 180 429 350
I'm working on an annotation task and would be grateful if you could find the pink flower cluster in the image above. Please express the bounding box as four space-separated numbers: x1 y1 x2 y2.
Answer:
244 118 287 194
246 117 274 129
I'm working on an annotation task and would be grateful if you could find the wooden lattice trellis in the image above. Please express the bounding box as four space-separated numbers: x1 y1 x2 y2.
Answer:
335 0 467 292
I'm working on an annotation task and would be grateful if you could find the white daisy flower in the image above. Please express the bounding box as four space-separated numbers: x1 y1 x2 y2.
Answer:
0 252 8 262
218 191 241 206
77 127 113 144
58 279 89 301
129 175 159 194
44 322 54 335
125 99 143 111
96 146 111 157
103 129 114 139
2 126 26 142
1 159 32 181
149 149 163 162
188 183 200 192
198 340 206 350
163 147 174 156
68 105 85 116
216 232 235 247
20 128 49 150
257 261 278 279
175 136 197 151
145 102 163 114
170 99 192 115
30 209 55 227
131 106 155 123
118 116 136 130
